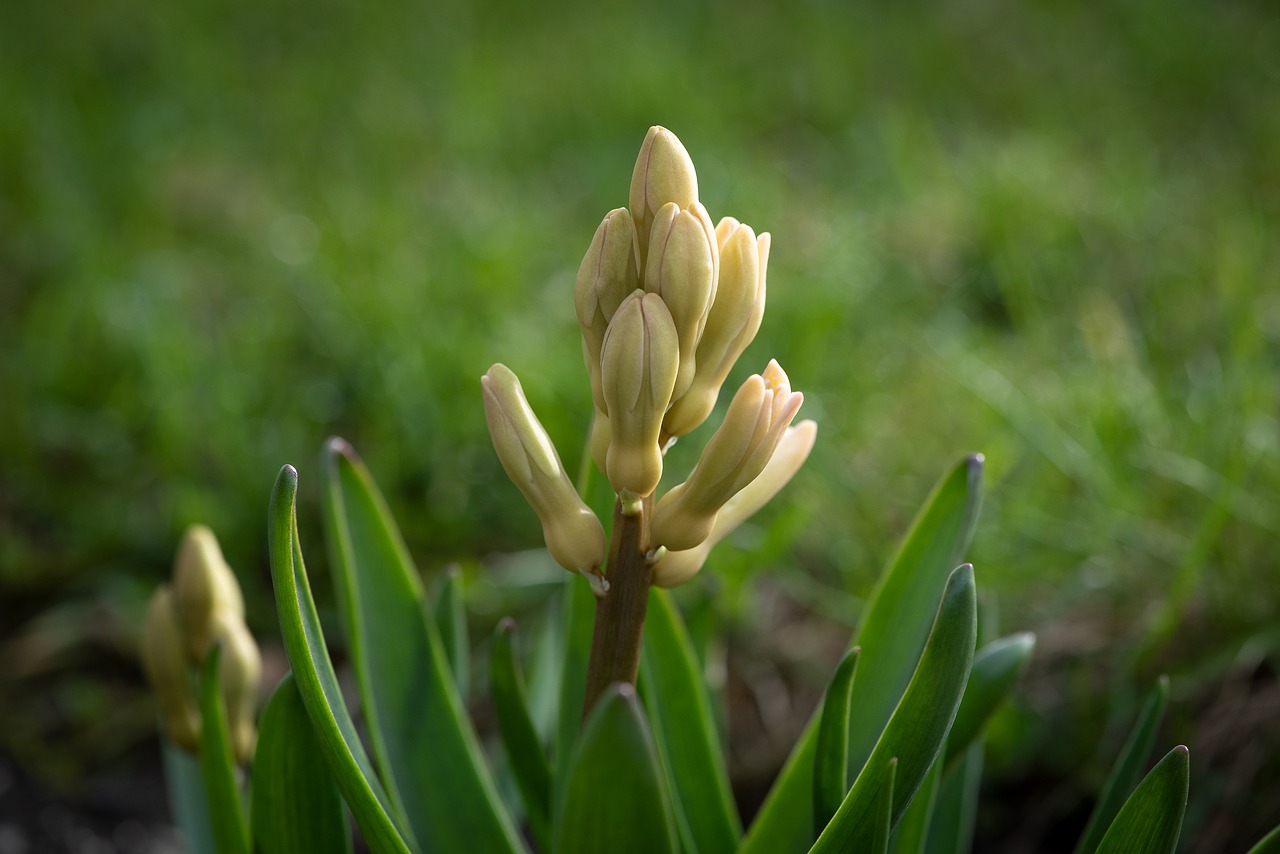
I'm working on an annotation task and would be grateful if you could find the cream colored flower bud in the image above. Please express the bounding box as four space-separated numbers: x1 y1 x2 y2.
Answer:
482 364 607 574
601 290 680 497
142 585 202 751
645 201 718 400
629 126 699 261
211 611 262 765
652 420 816 587
575 208 640 410
650 360 804 551
589 407 610 475
664 219 769 437
173 524 245 666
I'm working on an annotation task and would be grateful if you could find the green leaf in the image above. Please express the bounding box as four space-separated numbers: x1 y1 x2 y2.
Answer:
251 673 352 854
639 588 742 854
491 618 553 852
856 757 895 854
943 633 1035 769
743 456 984 854
1246 824 1280 854
322 439 524 853
161 739 215 854
924 743 984 854
433 565 471 701
197 646 250 854
267 464 414 854
554 573 597 801
554 684 678 854
1075 676 1170 854
813 647 861 836
811 565 978 853
1094 745 1190 854
890 753 941 854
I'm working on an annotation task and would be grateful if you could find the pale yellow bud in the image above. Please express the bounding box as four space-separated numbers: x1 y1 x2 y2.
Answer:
652 420 816 587
172 524 245 666
650 360 804 551
482 364 607 574
601 291 680 497
629 126 699 261
211 611 262 765
141 585 202 751
664 219 769 437
575 208 640 411
589 407 611 475
645 201 718 400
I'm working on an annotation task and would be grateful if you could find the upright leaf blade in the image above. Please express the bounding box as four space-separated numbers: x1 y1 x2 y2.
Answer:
943 633 1036 769
555 573 596 798
743 456 984 854
890 753 942 854
1094 745 1190 854
639 588 742 854
323 440 523 853
811 565 977 853
924 742 984 854
162 740 216 854
251 673 352 854
554 684 678 854
491 618 553 852
433 565 471 701
813 647 861 835
268 464 414 854
197 646 250 854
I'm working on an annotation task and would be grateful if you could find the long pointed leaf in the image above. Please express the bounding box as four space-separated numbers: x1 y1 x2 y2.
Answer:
890 753 942 854
1094 745 1190 854
1075 676 1170 854
743 457 984 854
197 646 250 854
1247 825 1280 853
925 742 984 854
433 565 471 700
811 565 978 852
491 618 553 852
267 464 414 854
251 673 352 854
813 647 861 835
639 588 742 854
554 684 678 854
943 632 1035 769
554 573 596 801
162 741 215 854
323 439 523 853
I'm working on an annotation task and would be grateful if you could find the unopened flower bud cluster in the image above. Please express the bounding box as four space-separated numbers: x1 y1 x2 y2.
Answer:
141 524 261 763
484 126 815 587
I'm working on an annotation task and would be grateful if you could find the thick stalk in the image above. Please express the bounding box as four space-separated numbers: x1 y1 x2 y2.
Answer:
581 497 651 719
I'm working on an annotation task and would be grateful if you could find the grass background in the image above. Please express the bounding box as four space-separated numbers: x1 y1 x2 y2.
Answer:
1 0 1278 849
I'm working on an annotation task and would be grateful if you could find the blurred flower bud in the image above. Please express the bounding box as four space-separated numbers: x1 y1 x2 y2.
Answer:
482 364 607 574
141 585 202 751
664 219 769 437
575 208 640 411
589 407 611 475
645 201 719 401
650 360 804 551
629 126 699 262
173 524 245 666
211 611 262 766
601 291 680 498
651 420 816 587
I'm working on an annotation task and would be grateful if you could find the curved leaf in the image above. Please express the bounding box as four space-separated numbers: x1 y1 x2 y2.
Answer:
251 673 352 854
433 565 470 700
1094 745 1190 854
944 632 1035 769
554 684 677 854
197 646 249 854
811 565 977 852
924 742 984 854
813 647 861 836
267 464 414 854
1246 825 1280 854
322 439 523 853
162 741 216 854
491 618 553 852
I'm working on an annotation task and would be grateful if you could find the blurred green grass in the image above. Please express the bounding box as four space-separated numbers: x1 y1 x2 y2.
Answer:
2 0 1278 847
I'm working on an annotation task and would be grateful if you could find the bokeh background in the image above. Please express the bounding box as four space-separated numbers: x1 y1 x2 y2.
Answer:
2 0 1278 850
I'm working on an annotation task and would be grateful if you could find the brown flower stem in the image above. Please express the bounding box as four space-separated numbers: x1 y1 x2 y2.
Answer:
581 496 652 721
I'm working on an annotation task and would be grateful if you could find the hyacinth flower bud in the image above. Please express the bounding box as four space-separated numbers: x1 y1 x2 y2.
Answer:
141 585 202 751
652 421 816 586
211 611 262 765
665 219 770 438
482 364 607 575
172 524 245 666
601 290 680 499
589 407 611 475
645 201 718 401
629 126 699 263
650 360 804 552
575 208 640 411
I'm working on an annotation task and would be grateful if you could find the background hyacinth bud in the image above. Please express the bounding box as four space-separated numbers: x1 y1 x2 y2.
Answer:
172 524 245 666
575 208 640 411
141 585 202 751
482 364 607 574
650 360 803 551
664 218 769 437
645 201 718 401
210 611 262 766
629 126 699 264
601 290 680 497
651 420 816 587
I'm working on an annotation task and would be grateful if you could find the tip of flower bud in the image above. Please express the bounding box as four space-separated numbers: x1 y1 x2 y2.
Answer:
630 127 699 235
